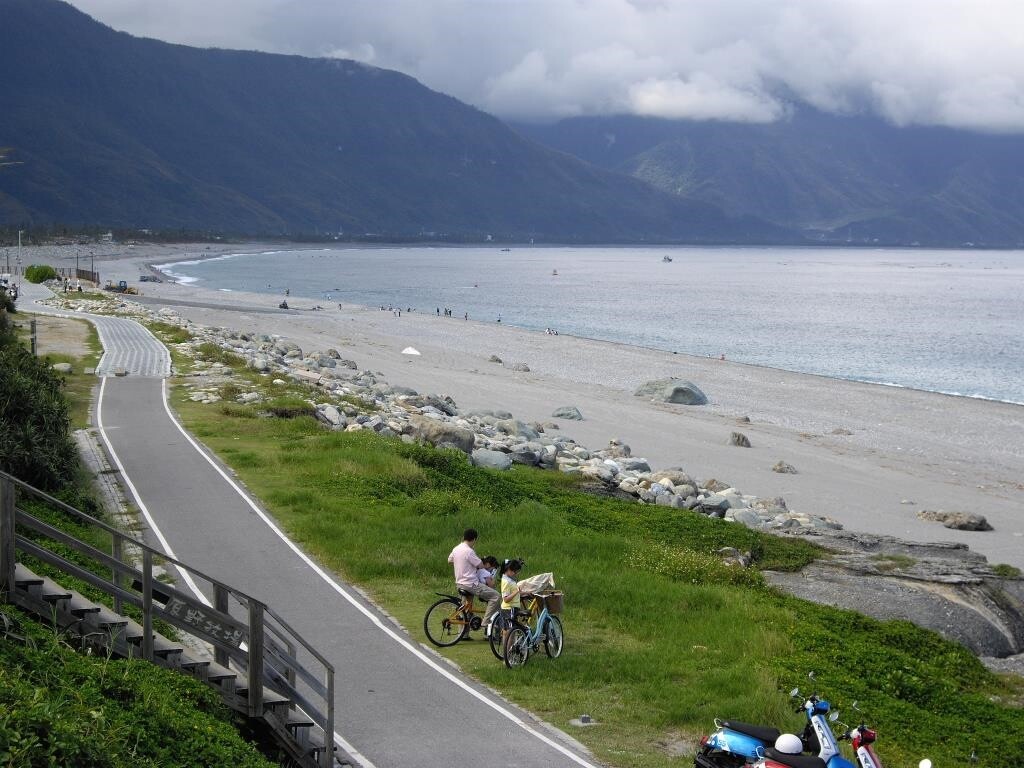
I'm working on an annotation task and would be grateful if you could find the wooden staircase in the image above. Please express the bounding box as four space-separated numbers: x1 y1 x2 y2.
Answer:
1 473 345 768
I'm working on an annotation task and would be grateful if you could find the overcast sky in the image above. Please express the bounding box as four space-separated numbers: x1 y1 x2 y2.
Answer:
68 0 1024 132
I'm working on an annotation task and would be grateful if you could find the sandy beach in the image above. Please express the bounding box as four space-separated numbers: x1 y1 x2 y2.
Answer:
20 243 1024 570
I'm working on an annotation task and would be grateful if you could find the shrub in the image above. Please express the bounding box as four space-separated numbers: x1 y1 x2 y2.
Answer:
626 540 765 587
0 342 79 489
23 264 57 283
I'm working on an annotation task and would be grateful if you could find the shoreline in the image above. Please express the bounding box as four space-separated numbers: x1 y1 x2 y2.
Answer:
21 242 1024 570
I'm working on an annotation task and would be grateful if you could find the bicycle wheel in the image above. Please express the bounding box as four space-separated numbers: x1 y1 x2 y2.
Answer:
488 616 506 660
503 626 530 668
424 598 469 647
543 615 563 658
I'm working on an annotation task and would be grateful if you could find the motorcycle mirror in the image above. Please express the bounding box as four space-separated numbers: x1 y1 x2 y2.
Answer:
829 711 839 722
918 761 932 768
808 671 816 681
851 700 860 711
790 687 800 697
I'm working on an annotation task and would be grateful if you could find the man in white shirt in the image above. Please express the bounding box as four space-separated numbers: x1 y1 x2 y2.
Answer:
448 528 500 633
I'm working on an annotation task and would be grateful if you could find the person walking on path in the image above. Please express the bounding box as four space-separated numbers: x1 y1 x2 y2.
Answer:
448 528 499 633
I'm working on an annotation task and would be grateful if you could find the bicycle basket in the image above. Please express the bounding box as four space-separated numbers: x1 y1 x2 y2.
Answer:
542 591 564 614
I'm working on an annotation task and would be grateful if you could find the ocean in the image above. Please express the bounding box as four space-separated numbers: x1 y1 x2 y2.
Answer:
158 246 1024 405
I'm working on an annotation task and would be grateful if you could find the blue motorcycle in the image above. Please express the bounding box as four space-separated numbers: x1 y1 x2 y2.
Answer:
695 674 856 768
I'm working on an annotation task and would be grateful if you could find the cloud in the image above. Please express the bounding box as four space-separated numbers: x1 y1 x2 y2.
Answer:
68 0 1024 132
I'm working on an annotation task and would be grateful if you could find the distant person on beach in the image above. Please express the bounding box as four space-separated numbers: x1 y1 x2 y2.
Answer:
464 312 468 320
448 529 499 631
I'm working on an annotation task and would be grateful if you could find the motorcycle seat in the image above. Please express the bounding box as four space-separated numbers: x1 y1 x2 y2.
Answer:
764 748 826 768
719 720 781 743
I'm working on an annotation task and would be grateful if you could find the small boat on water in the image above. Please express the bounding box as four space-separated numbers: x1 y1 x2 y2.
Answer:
662 255 673 263
552 269 558 276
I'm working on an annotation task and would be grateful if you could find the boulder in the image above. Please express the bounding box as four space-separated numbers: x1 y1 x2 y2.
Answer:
409 415 475 454
730 508 764 529
315 404 346 429
494 419 540 441
729 432 752 447
51 362 73 374
471 449 513 471
551 406 584 420
651 468 694 487
618 457 652 473
488 355 503 364
248 355 270 372
634 378 708 405
918 510 993 531
772 460 798 474
604 439 631 458
511 363 530 372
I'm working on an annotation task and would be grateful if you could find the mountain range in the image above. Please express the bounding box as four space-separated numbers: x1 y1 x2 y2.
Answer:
0 0 783 244
514 110 1024 247
3 0 1023 246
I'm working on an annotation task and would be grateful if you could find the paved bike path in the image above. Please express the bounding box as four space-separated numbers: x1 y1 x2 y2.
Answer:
19 283 598 768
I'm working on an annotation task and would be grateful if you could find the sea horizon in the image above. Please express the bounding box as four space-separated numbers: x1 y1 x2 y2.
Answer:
156 245 1024 406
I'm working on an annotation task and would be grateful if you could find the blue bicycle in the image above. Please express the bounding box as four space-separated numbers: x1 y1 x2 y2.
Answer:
502 592 564 668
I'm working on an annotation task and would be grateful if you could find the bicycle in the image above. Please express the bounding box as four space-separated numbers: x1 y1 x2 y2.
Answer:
423 588 490 646
501 591 564 668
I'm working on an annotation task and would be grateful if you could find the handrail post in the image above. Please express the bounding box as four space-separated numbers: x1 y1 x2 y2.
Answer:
214 585 230 668
247 601 264 718
112 537 123 614
142 549 154 661
324 669 335 768
0 477 15 597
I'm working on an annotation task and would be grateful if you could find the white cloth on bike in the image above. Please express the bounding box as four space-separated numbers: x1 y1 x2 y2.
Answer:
517 572 555 595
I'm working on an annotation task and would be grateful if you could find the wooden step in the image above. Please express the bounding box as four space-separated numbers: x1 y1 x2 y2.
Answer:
236 685 293 711
66 590 102 618
284 710 315 733
37 575 73 603
13 563 43 589
92 606 129 633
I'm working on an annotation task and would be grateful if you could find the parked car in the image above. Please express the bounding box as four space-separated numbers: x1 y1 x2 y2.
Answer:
139 275 162 283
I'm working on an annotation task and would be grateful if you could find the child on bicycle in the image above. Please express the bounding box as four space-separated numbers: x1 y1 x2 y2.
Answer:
477 556 499 589
500 558 524 622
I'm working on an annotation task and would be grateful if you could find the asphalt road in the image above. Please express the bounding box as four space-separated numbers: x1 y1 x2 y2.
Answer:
19 282 600 768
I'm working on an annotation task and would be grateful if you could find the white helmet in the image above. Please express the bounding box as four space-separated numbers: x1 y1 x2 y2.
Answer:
774 733 803 755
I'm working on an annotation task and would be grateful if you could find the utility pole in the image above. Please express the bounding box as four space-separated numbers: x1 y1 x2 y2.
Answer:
17 230 23 273
76 247 80 278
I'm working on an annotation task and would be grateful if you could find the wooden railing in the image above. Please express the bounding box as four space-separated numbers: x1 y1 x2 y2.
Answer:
0 471 336 767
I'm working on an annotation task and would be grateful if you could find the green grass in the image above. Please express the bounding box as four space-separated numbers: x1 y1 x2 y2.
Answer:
170 385 1024 768
0 605 275 768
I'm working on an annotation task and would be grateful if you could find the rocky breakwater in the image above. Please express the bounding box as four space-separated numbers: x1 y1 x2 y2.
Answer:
764 529 1024 670
66 297 1024 671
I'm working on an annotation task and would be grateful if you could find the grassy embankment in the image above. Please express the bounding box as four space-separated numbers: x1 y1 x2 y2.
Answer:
155 335 1024 768
0 303 277 767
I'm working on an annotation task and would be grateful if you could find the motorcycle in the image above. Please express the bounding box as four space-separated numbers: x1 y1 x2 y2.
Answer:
695 673 854 768
837 702 933 768
837 703 883 768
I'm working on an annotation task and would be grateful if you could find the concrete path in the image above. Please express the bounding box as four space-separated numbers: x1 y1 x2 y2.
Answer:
17 282 599 768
